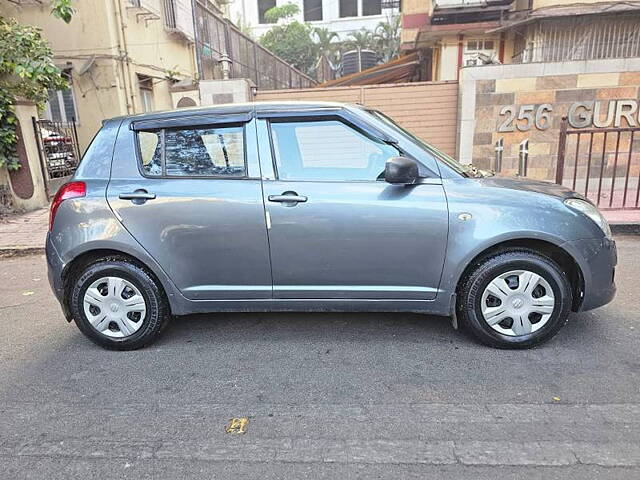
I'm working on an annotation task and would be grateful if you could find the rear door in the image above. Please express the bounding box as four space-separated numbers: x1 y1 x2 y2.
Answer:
107 115 272 300
256 114 449 300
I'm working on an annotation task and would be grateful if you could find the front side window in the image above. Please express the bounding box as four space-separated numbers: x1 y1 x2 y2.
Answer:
269 119 400 182
137 125 246 177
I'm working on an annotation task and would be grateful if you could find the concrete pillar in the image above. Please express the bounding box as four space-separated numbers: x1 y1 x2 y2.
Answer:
5 102 48 212
199 79 256 105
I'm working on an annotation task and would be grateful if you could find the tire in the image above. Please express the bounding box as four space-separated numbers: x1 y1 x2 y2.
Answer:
70 258 170 350
457 249 572 349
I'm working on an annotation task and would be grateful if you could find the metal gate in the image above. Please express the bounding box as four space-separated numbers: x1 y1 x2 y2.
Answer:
32 117 81 197
556 117 640 210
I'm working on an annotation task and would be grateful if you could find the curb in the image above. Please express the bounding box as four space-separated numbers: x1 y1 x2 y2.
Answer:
0 246 45 258
610 223 640 235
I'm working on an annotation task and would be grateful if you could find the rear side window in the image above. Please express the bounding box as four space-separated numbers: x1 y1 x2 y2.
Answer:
137 125 246 177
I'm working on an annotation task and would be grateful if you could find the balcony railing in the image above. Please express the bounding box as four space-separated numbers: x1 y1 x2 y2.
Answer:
434 0 513 8
512 15 640 63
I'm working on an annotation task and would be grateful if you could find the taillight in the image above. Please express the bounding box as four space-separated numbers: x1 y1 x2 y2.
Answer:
49 181 86 232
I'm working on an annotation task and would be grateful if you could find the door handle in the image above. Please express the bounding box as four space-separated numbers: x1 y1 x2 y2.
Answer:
119 189 156 202
268 194 307 204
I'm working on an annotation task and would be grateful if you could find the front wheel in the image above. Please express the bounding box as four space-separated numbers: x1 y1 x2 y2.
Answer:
69 258 170 350
457 250 572 348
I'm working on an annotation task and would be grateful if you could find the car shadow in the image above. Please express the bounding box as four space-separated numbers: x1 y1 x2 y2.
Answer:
155 311 466 348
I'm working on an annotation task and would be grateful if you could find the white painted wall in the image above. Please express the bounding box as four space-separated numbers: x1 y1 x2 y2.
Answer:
228 0 399 40
439 35 459 81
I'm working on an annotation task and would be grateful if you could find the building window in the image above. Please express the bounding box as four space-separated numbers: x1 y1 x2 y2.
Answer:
304 0 323 21
162 0 177 28
45 71 78 123
258 0 277 24
362 0 382 16
464 38 497 66
518 139 529 176
339 0 358 18
137 75 155 113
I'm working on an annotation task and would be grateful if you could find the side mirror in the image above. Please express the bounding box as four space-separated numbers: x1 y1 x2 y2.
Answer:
384 156 419 185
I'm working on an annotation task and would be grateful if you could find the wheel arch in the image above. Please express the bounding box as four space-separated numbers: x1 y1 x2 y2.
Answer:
454 238 585 312
61 248 174 320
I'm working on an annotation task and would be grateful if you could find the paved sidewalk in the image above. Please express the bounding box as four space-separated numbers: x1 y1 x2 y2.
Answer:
0 208 48 252
0 205 638 254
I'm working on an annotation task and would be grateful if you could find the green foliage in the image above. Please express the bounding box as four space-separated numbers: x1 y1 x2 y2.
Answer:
259 4 316 75
50 0 75 24
374 16 401 63
258 6 401 79
343 29 376 52
0 90 19 171
263 3 300 24
0 16 68 170
313 27 338 59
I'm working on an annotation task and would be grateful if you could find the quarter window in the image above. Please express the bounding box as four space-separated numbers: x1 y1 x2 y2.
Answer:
137 125 246 177
138 130 162 176
269 119 400 182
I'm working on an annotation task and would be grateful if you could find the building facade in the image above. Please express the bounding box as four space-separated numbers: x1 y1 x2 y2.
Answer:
0 0 209 150
401 0 640 81
228 0 399 39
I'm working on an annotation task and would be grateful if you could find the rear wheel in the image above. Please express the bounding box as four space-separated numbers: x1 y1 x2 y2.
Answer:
457 250 572 348
70 259 170 350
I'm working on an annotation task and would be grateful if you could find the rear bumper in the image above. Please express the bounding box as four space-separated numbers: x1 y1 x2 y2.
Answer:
46 234 72 321
562 236 617 312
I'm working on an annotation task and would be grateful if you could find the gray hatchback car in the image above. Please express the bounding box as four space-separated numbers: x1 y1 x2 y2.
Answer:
46 101 616 350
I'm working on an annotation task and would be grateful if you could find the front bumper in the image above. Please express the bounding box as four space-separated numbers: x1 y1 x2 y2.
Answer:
46 234 72 321
562 236 617 312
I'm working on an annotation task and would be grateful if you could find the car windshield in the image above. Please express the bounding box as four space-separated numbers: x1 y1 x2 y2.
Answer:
366 109 474 178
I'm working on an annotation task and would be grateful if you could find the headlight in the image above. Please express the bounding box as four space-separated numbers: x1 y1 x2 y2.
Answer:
564 198 612 238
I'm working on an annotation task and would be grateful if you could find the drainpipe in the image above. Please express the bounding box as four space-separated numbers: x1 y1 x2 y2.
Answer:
456 33 463 80
112 0 136 113
191 0 203 79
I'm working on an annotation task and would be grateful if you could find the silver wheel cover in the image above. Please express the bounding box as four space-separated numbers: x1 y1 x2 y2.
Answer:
480 270 555 337
83 276 147 338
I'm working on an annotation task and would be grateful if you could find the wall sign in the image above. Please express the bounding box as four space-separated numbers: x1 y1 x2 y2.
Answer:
497 99 640 132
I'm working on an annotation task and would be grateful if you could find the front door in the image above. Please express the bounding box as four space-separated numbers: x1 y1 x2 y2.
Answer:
107 118 272 300
258 116 448 300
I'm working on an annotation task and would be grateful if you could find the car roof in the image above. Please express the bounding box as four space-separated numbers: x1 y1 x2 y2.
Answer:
113 101 362 123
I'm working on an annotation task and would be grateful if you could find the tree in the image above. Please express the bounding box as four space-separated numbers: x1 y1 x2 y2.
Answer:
0 1 73 170
50 0 75 23
343 28 376 52
374 16 401 63
313 27 339 59
259 3 317 76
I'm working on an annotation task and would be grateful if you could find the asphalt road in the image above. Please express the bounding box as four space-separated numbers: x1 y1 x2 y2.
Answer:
1 236 639 479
